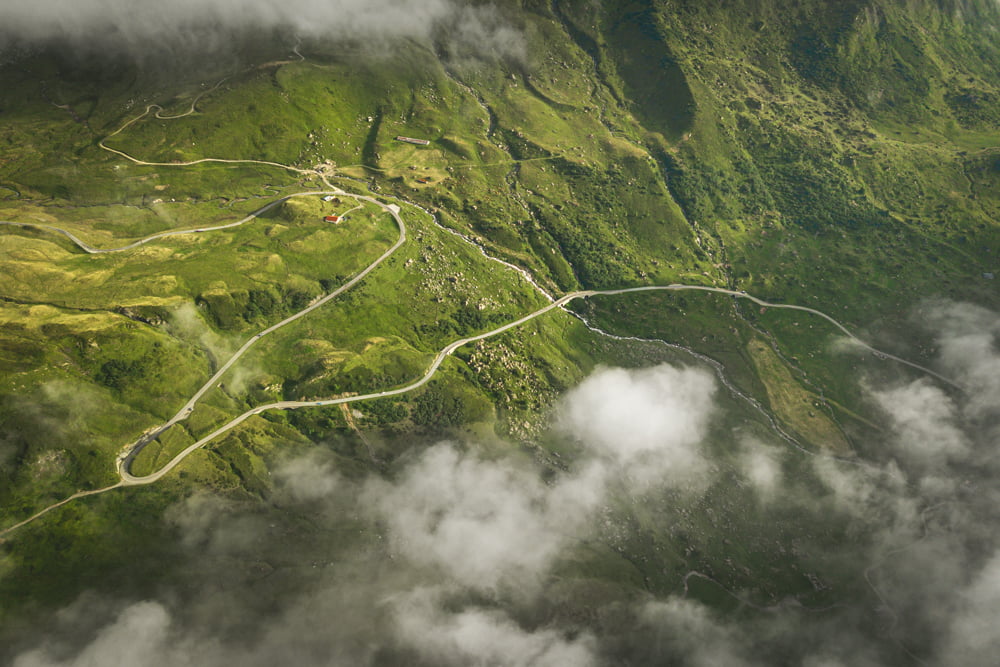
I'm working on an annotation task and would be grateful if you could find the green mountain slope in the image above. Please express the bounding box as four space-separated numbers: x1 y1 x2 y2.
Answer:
0 1 998 664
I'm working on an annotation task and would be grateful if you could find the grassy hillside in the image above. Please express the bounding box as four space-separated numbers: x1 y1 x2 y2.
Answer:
0 1 997 662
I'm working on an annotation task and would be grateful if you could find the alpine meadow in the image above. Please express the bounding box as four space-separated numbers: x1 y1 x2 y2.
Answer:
0 1 998 665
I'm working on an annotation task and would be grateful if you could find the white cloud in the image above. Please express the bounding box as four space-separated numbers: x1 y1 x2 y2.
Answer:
739 437 783 501
940 550 1000 666
801 658 850 667
0 0 525 61
392 588 598 667
164 492 265 554
168 303 230 368
361 443 605 592
924 302 1000 420
17 323 1000 667
811 455 913 524
360 364 720 593
871 379 968 468
639 598 754 667
14 602 176 667
558 364 717 490
273 450 343 503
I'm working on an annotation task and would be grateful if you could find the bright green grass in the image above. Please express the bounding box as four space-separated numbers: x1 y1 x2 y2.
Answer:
0 196 395 314
1 1 999 639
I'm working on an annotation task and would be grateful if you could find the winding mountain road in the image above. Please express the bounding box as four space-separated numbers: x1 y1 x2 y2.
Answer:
0 72 965 538
1 182 959 534
117 282 963 486
98 101 318 177
590 285 962 391
4 191 337 254
117 192 404 475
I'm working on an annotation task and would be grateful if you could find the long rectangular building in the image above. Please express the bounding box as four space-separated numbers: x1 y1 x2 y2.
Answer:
395 136 430 146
